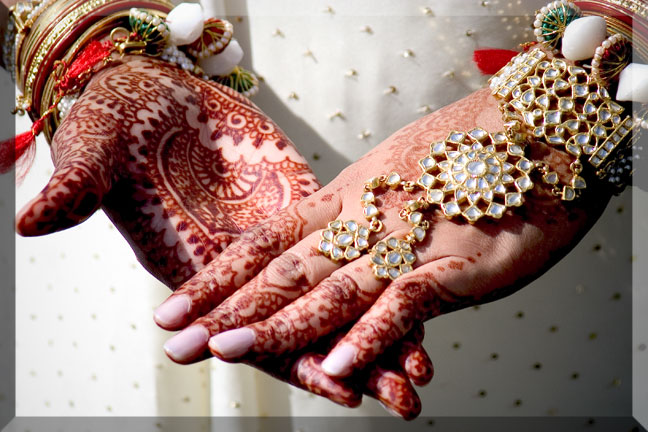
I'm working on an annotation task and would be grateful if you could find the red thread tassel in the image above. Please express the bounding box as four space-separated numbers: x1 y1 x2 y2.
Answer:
57 40 114 91
0 117 44 175
1 40 114 178
473 48 520 75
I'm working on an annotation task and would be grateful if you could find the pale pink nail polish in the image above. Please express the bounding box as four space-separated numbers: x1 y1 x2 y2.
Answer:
321 344 357 377
208 328 255 359
154 295 191 328
163 325 209 362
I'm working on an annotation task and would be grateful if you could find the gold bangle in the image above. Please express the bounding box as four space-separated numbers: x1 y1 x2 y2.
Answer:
39 6 170 141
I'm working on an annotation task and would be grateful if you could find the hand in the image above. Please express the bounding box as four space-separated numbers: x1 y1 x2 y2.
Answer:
15 56 318 288
15 55 431 415
155 87 609 401
156 195 435 418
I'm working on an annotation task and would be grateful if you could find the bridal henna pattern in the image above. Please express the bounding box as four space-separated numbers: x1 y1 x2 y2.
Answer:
192 88 610 419
16 56 428 414
16 56 319 288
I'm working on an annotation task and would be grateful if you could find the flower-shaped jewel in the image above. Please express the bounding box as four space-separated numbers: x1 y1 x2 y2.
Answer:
187 18 234 59
129 9 169 53
370 238 416 280
592 34 631 83
418 128 534 222
318 220 370 262
533 0 581 50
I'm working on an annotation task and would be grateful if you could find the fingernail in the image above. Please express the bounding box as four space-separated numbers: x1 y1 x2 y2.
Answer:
321 344 357 377
163 325 209 362
208 328 255 359
154 295 191 328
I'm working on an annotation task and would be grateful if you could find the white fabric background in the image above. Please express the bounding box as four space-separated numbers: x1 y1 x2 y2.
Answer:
13 0 647 422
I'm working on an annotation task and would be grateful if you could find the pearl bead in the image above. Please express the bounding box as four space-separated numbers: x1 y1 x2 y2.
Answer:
561 16 607 61
199 39 244 76
616 63 648 103
166 3 205 46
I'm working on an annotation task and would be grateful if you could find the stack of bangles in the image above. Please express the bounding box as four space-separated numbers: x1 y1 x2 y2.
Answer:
3 0 258 148
318 0 648 280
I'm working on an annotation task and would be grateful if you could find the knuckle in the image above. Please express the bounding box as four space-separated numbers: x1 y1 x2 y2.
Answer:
325 272 359 302
266 251 310 288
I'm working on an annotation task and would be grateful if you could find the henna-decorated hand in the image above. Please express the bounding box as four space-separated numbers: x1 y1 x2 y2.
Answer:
16 56 320 288
155 87 610 419
16 56 432 416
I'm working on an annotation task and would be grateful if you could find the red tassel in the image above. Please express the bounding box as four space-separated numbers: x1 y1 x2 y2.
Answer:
1 40 114 178
0 116 45 175
57 40 114 92
473 48 520 75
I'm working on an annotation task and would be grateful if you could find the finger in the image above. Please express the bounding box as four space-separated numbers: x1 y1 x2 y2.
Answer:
322 256 472 378
397 325 434 387
363 364 422 420
153 190 342 330
290 353 362 408
162 230 342 363
207 254 388 361
16 108 117 236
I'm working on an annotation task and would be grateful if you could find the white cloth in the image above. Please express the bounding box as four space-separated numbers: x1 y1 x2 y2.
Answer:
14 0 645 421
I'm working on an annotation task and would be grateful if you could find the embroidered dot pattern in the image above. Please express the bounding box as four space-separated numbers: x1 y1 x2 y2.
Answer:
15 0 640 419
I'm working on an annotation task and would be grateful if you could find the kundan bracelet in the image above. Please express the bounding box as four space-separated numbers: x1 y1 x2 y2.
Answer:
318 0 647 280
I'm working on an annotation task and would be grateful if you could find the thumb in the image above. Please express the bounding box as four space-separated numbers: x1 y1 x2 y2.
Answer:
16 131 116 236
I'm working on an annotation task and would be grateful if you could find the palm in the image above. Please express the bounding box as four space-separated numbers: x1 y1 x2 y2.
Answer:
16 56 319 287
16 56 432 416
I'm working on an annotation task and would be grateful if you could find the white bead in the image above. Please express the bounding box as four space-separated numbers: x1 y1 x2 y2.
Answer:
541 6 549 13
199 39 244 76
534 28 542 36
152 17 160 26
534 19 542 27
561 16 608 61
616 63 648 103
166 3 205 46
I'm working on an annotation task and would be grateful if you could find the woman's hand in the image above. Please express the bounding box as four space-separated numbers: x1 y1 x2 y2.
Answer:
15 56 430 415
155 86 609 389
15 56 319 288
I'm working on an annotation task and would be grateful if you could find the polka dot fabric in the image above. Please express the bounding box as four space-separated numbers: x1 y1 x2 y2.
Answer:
15 0 643 419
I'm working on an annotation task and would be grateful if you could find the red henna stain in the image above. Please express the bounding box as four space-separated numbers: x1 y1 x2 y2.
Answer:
467 257 475 263
437 266 445 272
321 194 333 202
448 260 464 270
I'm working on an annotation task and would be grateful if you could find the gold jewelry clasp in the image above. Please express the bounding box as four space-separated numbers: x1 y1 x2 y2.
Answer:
110 27 146 56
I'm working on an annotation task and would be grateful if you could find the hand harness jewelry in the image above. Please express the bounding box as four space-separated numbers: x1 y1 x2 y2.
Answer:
318 0 646 280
